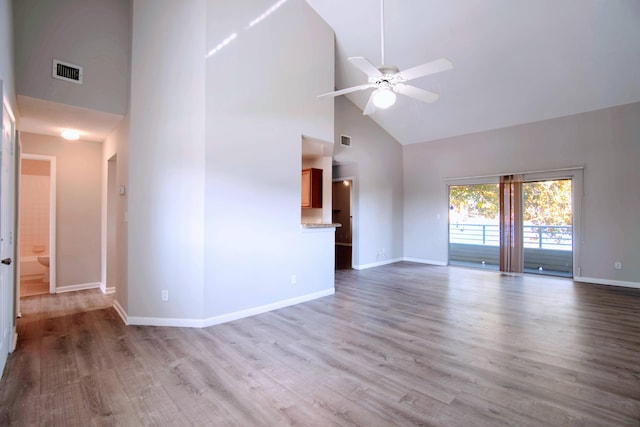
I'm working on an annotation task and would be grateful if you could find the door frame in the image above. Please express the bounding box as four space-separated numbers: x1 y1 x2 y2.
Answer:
1 83 17 370
445 167 583 277
19 153 57 295
104 153 118 294
332 176 355 269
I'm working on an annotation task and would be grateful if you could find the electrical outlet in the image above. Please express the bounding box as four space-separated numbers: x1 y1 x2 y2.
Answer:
614 262 622 270
161 290 169 301
291 275 297 285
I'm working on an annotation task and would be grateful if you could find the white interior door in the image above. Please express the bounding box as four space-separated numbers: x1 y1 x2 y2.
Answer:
0 86 17 376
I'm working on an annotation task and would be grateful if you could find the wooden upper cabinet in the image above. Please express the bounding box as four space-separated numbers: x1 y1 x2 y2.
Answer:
301 168 322 208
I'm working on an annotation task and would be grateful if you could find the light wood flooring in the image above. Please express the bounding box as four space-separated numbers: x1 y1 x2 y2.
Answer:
1 263 639 426
20 276 49 298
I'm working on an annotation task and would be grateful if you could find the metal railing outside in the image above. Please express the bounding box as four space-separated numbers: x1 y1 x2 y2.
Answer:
449 224 572 250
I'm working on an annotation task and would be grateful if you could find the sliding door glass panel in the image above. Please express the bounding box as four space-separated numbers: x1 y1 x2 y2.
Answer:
449 184 500 269
522 179 573 277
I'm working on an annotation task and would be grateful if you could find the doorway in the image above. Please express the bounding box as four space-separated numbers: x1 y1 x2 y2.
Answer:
18 154 56 296
332 179 352 269
106 154 118 292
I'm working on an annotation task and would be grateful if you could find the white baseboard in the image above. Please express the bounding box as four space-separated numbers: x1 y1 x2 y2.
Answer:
201 288 335 328
127 314 203 328
126 288 335 328
403 257 448 267
11 327 17 352
353 258 403 270
112 299 128 325
101 284 116 294
574 276 640 290
56 282 102 294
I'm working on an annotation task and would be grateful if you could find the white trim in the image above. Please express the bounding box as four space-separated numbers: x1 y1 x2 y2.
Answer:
101 285 116 294
353 257 403 270
201 288 334 327
127 315 203 328
403 257 448 266
113 299 128 325
113 300 127 324
127 288 335 328
11 327 17 352
574 276 640 290
55 282 101 294
21 153 56 294
443 166 584 182
102 154 119 305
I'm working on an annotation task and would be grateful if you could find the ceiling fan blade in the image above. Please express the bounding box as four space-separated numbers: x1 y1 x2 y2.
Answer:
395 84 440 103
398 58 453 82
318 83 375 98
362 93 376 115
348 57 383 78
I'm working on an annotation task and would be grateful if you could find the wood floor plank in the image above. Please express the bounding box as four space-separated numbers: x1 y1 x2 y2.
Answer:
1 264 639 425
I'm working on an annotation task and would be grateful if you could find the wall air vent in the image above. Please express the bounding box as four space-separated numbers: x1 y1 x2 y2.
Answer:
340 135 352 147
52 59 83 84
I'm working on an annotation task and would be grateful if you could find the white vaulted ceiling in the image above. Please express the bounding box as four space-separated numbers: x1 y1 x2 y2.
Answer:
306 0 640 144
13 1 640 145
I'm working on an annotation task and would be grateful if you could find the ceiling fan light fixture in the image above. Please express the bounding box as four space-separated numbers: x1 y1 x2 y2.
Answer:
372 87 396 109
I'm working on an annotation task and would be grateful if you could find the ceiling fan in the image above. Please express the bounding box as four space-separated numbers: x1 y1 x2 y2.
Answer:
319 0 453 115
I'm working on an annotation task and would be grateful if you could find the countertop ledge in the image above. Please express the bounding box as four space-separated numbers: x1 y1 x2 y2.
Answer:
301 223 342 229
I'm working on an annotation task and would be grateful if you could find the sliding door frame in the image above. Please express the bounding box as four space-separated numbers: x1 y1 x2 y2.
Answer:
445 167 583 277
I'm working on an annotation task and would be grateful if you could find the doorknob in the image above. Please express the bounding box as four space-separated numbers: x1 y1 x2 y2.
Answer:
1 258 12 265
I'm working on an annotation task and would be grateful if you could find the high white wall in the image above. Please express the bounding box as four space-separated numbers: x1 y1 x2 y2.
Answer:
21 133 102 287
128 0 206 320
333 97 404 269
403 102 640 286
12 0 130 115
126 0 334 324
203 0 335 319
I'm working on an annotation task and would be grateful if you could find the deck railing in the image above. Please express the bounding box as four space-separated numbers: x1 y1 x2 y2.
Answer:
449 223 572 250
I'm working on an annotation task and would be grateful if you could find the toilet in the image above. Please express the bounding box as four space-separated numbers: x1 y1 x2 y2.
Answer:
37 256 50 283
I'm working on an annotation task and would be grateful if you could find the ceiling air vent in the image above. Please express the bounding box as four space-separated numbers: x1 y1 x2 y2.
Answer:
340 135 352 147
52 59 83 84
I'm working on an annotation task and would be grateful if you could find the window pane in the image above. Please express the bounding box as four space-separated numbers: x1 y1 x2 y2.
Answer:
522 179 573 277
449 184 500 269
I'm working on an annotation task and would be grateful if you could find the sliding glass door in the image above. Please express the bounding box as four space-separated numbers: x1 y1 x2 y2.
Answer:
448 174 576 278
449 183 500 270
522 179 573 277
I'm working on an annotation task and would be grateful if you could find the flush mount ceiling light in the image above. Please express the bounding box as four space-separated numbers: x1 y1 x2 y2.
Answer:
61 129 80 140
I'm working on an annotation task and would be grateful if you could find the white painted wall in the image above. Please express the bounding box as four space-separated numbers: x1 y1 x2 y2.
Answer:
21 133 102 287
333 97 404 269
0 0 19 115
202 0 335 319
403 102 640 286
128 0 205 320
0 0 15 112
13 0 130 115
